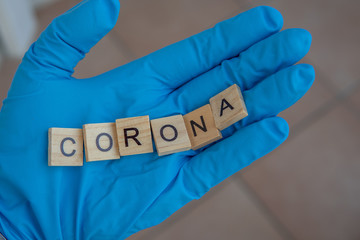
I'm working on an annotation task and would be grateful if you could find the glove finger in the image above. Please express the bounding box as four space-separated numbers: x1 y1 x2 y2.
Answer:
22 0 120 79
138 6 283 89
128 117 288 234
169 28 312 114
218 64 314 140
240 64 315 127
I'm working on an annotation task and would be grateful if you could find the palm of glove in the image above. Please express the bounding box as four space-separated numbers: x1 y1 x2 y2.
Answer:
1 59 196 239
0 1 314 239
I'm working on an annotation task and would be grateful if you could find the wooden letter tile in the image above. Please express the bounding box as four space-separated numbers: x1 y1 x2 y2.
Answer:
48 128 83 166
116 116 153 156
151 115 191 156
209 84 248 130
183 104 222 150
83 123 120 162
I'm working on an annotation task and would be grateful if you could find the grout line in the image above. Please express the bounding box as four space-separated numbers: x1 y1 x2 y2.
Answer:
302 57 344 96
342 80 360 120
289 97 339 139
299 53 359 107
232 175 298 240
290 78 360 139
314 72 340 95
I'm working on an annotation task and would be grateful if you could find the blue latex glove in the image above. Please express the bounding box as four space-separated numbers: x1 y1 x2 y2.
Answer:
0 0 314 239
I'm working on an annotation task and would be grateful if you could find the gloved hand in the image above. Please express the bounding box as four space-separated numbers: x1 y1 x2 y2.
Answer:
0 0 314 239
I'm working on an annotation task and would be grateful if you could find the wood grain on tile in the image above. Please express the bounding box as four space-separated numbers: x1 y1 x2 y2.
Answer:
116 116 153 156
48 128 83 166
210 84 248 130
151 115 191 156
83 122 120 162
183 104 222 150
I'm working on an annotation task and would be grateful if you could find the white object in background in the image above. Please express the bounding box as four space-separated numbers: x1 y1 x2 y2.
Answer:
31 0 59 8
0 0 37 59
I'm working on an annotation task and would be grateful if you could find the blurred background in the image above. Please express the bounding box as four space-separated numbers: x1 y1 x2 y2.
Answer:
0 0 359 239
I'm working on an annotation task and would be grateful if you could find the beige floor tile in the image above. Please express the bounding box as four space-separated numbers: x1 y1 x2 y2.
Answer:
128 177 285 240
0 59 21 108
242 103 360 240
347 85 360 115
250 0 360 92
114 0 248 58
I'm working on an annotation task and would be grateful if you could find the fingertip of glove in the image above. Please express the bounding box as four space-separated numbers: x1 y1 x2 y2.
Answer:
57 0 120 34
98 0 121 31
297 63 315 87
285 64 315 95
262 117 289 143
286 28 312 56
111 0 121 20
254 6 284 32
297 28 312 51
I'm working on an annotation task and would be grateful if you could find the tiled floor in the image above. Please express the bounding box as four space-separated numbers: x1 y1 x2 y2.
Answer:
0 0 359 239
131 177 286 240
242 102 360 240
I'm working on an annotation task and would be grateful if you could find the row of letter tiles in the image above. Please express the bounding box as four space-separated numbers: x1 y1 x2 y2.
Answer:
48 84 248 166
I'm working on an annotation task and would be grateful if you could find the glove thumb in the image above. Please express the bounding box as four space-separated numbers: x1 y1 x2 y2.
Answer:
22 0 120 79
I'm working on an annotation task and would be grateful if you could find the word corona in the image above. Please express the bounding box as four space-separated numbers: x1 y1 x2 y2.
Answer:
48 84 248 166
